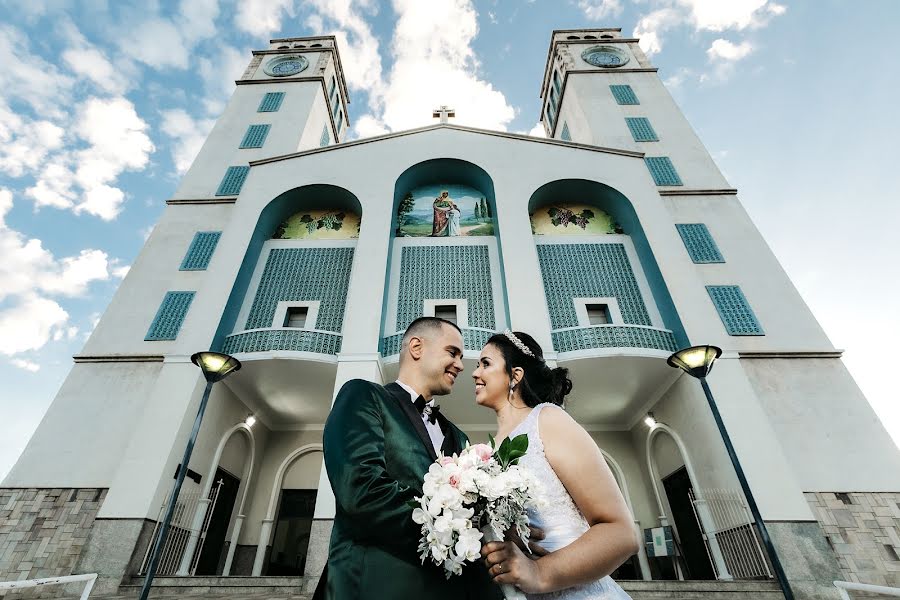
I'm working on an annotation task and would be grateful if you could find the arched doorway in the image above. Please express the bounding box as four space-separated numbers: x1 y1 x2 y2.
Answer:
253 444 324 576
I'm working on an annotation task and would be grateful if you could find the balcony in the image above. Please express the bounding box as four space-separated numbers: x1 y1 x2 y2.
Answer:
222 328 342 355
551 324 677 355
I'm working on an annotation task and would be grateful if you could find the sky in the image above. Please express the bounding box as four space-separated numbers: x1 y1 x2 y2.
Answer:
1 0 899 481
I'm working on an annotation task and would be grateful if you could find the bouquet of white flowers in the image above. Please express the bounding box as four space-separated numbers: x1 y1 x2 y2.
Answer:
410 434 537 599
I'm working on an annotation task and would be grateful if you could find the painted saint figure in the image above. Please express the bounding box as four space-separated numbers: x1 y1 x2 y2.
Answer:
431 190 452 236
448 202 461 236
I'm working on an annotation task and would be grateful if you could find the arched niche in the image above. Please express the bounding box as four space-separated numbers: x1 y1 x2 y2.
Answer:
213 185 363 349
527 179 686 344
379 159 510 352
391 158 499 239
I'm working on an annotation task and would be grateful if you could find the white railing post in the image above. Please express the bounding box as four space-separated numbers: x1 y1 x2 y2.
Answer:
222 514 245 575
252 518 274 576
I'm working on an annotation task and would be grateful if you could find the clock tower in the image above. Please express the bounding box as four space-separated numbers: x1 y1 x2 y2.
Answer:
171 36 350 201
539 28 729 190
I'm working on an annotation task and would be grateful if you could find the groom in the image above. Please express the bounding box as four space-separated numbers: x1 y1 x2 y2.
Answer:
314 317 501 599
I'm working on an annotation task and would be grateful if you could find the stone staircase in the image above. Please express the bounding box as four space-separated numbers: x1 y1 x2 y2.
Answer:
53 577 785 599
621 579 784 599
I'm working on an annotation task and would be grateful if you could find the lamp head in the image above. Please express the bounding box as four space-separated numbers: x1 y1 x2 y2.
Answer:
191 351 241 383
667 345 722 379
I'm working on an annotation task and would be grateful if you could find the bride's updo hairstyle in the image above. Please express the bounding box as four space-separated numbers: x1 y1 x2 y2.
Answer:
486 331 573 408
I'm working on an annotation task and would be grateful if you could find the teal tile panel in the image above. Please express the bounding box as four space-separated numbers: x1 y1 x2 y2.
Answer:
258 92 285 112
610 84 639 105
644 157 682 186
179 232 222 270
239 124 270 148
676 224 724 263
215 166 250 196
319 125 330 147
145 291 195 340
245 247 354 332
536 243 651 329
625 117 658 142
395 245 495 332
706 285 764 335
561 122 572 141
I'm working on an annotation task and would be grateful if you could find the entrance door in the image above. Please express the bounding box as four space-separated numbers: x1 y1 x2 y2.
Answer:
267 489 317 576
662 467 714 580
194 468 240 575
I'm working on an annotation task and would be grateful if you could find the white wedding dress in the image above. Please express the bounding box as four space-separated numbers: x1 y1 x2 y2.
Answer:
508 403 633 600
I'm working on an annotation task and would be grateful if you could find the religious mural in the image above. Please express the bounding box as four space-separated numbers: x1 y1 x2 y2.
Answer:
273 209 361 239
396 184 494 237
530 204 622 235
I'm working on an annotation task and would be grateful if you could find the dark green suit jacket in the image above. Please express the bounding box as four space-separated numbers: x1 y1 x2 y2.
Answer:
314 379 501 600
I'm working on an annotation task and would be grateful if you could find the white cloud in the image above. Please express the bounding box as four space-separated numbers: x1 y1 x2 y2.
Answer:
576 0 623 20
117 2 221 71
23 97 154 220
687 0 785 32
0 295 69 356
307 0 515 136
633 8 682 56
235 0 295 36
59 21 131 95
305 0 385 95
707 38 754 61
525 122 546 138
0 189 116 357
63 47 129 95
160 108 216 174
0 25 75 117
633 0 785 55
10 358 40 372
0 101 65 178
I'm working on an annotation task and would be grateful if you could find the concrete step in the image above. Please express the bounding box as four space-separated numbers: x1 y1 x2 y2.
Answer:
620 579 784 599
53 577 783 600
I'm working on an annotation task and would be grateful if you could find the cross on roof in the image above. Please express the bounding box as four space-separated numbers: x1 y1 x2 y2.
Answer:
432 105 455 124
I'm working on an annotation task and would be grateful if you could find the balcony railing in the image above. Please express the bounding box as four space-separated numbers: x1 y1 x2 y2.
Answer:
222 328 342 355
381 327 496 356
551 324 676 354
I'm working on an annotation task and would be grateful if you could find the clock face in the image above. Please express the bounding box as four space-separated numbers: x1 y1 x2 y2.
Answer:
581 46 629 68
264 55 309 77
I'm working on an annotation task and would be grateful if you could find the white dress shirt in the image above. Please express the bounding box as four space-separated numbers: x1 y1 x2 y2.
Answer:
395 380 445 455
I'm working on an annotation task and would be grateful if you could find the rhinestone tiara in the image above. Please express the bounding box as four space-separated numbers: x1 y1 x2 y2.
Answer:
503 329 535 358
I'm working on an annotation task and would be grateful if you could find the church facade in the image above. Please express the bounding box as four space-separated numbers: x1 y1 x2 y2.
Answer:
3 29 900 599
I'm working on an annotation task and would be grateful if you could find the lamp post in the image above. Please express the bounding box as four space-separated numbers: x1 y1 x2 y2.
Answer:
667 345 794 600
138 352 241 600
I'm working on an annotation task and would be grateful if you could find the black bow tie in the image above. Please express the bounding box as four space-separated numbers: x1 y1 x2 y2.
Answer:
414 395 441 424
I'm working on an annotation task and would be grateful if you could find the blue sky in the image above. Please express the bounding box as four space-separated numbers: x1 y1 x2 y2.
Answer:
1 0 899 480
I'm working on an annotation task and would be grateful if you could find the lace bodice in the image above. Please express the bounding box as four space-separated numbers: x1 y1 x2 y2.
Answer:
509 404 632 600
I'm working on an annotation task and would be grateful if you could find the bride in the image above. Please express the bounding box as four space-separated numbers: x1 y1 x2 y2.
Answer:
474 330 638 599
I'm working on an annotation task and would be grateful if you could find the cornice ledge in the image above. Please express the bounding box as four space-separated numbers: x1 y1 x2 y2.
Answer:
736 350 844 359
73 354 165 363
249 124 644 167
166 198 237 205
658 189 738 196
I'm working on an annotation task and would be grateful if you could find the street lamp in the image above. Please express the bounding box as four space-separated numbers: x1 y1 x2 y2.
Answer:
138 352 241 600
667 345 793 600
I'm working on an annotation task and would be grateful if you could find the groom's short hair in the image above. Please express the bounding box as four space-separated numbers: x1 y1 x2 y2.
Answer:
401 316 462 352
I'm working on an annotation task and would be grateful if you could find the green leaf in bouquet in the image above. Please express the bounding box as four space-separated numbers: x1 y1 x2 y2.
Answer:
488 433 496 450
505 434 530 465
407 499 420 509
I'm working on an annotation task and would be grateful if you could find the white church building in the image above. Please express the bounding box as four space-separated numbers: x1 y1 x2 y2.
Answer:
3 29 899 600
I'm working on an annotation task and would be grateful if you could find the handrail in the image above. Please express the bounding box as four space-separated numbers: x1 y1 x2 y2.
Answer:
0 573 97 599
834 580 900 599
